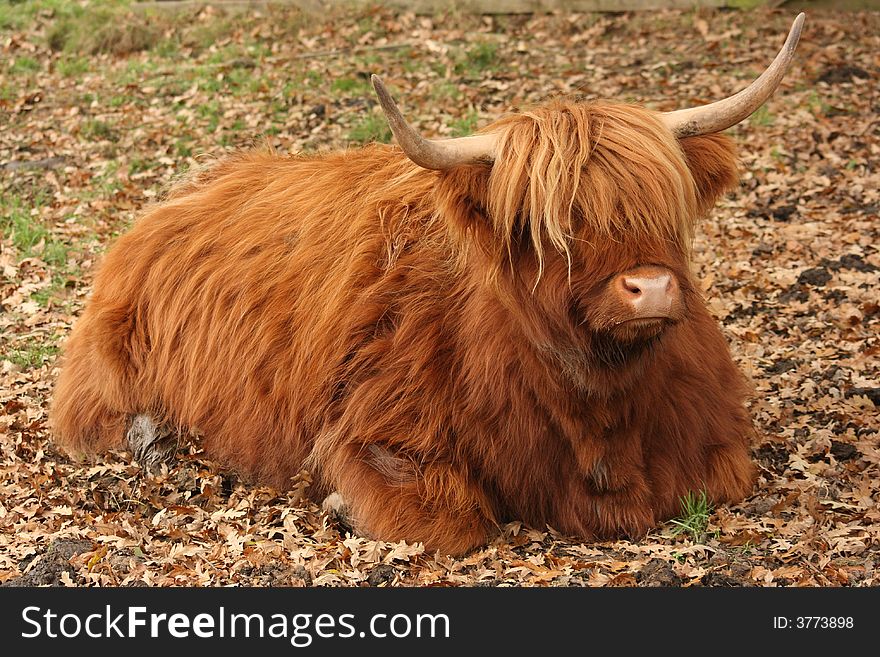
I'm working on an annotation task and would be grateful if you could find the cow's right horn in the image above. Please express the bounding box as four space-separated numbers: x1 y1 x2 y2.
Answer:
371 75 497 170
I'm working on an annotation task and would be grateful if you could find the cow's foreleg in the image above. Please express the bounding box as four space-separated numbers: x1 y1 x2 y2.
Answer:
321 444 495 556
702 441 756 505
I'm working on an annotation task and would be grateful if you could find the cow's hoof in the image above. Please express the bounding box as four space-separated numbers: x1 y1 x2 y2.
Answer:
322 492 354 533
126 414 177 470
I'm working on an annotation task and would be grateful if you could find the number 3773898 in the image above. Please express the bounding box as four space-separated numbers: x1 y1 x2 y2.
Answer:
773 617 854 629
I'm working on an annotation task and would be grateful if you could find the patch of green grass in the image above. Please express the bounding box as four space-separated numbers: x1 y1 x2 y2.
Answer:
85 160 123 200
182 18 235 53
225 67 266 96
84 14 159 55
127 158 154 176
0 83 16 101
29 287 55 308
428 61 449 79
57 56 90 78
193 66 223 94
10 56 40 75
0 193 70 271
469 41 499 68
117 59 158 86
430 81 463 102
175 139 194 158
749 105 775 127
353 53 382 69
727 0 767 8
450 109 479 138
206 44 247 66
331 76 370 95
154 38 181 59
0 0 87 31
41 240 70 269
1 195 49 255
304 70 324 87
154 79 189 105
455 40 499 77
47 19 74 52
668 490 713 541
77 181 119 206
0 3 24 30
355 13 384 36
348 112 392 145
277 79 301 101
4 340 60 369
730 541 755 557
196 100 221 131
82 118 117 142
806 90 831 117
43 1 161 55
30 264 78 308
401 57 424 74
246 40 272 60
248 74 270 95
3 1 248 56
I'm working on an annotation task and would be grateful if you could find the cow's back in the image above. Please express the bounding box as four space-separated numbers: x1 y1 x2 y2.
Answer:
78 147 443 486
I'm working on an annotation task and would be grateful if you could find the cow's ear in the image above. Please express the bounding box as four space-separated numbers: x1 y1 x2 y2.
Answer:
435 164 494 237
679 133 740 216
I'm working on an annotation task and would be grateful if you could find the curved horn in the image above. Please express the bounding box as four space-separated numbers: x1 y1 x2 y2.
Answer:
662 13 805 137
371 74 497 170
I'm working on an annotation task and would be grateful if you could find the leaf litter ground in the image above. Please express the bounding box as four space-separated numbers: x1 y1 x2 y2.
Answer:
0 4 877 587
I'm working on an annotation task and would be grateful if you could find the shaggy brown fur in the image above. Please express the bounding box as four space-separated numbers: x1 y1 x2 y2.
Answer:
50 101 754 555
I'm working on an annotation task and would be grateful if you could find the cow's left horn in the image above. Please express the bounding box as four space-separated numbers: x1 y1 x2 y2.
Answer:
661 13 805 137
371 75 497 170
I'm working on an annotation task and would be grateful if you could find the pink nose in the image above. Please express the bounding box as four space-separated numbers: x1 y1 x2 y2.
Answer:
615 267 680 319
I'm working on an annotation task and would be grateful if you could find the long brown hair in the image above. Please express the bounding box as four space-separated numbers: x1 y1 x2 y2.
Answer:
51 101 752 555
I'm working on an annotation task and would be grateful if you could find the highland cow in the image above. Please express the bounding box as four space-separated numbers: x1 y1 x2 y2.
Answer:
50 16 805 555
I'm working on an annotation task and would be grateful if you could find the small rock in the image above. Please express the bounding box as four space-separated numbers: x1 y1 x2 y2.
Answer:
367 564 397 587
837 254 877 273
845 387 880 406
292 565 313 586
797 267 832 287
3 538 93 587
636 559 683 587
701 571 748 587
708 550 731 566
743 496 779 516
829 441 859 462
770 205 796 222
730 562 752 579
816 65 870 85
765 358 797 374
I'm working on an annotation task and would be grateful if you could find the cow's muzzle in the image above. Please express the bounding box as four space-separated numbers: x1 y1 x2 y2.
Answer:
613 265 682 324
